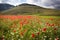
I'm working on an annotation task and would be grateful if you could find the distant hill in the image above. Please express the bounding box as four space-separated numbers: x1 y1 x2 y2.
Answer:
1 3 60 16
0 3 14 11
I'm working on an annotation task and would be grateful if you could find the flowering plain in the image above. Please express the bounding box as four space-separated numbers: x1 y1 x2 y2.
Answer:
0 15 60 40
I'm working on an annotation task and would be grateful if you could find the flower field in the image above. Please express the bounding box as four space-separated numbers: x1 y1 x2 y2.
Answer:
0 15 60 40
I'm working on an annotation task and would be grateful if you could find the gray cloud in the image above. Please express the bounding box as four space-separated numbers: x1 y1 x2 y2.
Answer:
38 0 60 9
2 0 8 3
52 0 60 9
33 0 60 9
0 0 60 9
0 0 22 6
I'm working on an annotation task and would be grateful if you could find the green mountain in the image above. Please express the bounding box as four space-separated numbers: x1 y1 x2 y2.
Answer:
0 3 14 11
1 3 60 16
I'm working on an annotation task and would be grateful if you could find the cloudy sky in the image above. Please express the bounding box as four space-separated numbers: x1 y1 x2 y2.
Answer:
0 0 60 9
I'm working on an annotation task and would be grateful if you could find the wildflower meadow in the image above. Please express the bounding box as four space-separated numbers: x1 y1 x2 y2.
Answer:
0 15 60 40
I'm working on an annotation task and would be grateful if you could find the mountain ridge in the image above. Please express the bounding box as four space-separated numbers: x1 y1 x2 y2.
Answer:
1 3 60 16
0 3 14 11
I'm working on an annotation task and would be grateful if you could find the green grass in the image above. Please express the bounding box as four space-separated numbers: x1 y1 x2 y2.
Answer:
0 15 60 40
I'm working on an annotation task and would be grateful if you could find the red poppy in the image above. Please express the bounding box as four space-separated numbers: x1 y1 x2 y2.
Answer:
2 35 4 40
20 32 24 36
54 28 57 31
23 19 29 24
49 18 54 21
51 24 55 26
58 24 60 26
42 28 47 32
46 22 51 26
17 16 23 19
55 38 59 40
1 37 4 40
27 16 32 19
46 22 49 25
13 30 16 32
37 32 40 35
20 21 23 27
32 33 35 38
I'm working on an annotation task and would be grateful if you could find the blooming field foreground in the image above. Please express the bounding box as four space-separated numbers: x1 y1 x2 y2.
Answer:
0 15 60 40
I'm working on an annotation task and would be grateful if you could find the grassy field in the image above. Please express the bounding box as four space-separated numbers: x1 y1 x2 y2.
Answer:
0 15 60 40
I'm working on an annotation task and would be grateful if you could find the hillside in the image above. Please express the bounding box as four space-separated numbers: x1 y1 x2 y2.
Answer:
0 3 14 11
1 3 60 16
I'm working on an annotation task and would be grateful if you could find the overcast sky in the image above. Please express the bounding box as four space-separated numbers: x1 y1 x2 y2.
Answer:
0 0 60 9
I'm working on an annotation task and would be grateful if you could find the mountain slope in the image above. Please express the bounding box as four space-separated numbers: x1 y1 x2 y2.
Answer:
0 3 14 11
1 3 60 16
